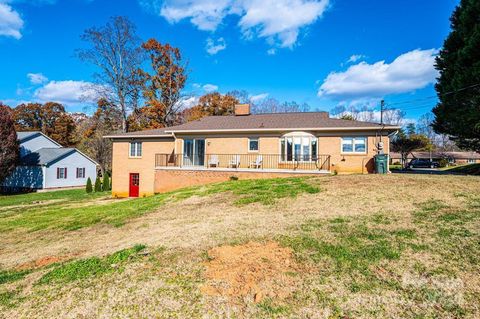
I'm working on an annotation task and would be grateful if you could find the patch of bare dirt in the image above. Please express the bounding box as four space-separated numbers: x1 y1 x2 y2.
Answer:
16 254 76 270
201 241 299 303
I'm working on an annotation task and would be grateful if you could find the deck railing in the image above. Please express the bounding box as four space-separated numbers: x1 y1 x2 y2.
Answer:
155 153 330 171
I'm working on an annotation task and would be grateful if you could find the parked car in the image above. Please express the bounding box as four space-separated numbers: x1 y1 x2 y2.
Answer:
407 159 440 169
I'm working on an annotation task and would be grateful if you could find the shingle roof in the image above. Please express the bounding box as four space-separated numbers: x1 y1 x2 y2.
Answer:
17 131 40 141
20 148 76 166
103 128 170 138
104 113 399 138
165 112 396 132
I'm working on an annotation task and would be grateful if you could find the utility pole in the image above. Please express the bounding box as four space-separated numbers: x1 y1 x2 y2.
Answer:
380 99 385 126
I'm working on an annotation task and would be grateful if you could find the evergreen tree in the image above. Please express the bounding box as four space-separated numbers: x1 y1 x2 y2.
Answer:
102 173 111 191
94 177 102 192
433 0 480 150
86 177 93 193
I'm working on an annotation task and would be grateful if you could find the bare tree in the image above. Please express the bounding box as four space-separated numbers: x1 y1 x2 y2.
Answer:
77 16 144 132
331 105 405 125
252 98 310 114
383 109 406 125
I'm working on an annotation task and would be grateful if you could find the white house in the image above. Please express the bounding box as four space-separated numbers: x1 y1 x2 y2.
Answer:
1 131 98 191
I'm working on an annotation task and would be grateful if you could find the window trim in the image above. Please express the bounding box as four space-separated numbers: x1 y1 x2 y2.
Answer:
76 167 85 179
341 137 368 155
57 167 67 179
129 141 142 158
248 137 259 152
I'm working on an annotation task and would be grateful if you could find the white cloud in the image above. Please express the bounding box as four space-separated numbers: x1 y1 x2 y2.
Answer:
318 49 439 100
346 54 365 63
33 80 99 105
267 48 276 55
206 37 226 55
0 3 23 39
142 0 329 48
202 83 218 92
175 95 199 110
27 73 48 84
249 93 268 102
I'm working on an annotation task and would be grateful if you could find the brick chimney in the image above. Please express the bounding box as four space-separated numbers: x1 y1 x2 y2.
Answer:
234 104 250 116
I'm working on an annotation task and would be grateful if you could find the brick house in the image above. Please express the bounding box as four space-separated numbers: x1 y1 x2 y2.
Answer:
105 105 399 197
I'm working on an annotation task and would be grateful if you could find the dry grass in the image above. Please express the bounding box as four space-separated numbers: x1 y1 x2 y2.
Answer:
1 174 479 318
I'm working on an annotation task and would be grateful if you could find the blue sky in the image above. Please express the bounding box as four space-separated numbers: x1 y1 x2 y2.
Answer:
0 0 458 121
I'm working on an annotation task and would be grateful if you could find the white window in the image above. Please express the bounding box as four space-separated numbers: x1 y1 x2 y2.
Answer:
468 158 475 164
248 138 259 152
57 167 67 179
130 142 142 157
76 167 85 178
280 132 317 162
342 137 367 154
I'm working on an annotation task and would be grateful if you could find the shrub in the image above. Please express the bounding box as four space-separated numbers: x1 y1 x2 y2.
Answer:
86 178 93 193
94 177 102 192
102 173 111 191
439 158 449 168
229 175 239 181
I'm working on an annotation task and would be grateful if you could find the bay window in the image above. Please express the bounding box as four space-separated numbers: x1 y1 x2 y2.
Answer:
341 137 367 153
280 133 317 161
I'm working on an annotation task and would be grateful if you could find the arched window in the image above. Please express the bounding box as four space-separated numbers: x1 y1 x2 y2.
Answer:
280 132 317 162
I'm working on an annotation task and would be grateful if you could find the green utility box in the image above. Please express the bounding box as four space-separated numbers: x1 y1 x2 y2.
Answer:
374 154 389 174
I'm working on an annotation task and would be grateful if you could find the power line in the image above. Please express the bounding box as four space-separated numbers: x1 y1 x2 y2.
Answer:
384 83 480 108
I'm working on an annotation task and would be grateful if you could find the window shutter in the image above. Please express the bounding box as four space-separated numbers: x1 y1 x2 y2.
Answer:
57 168 60 179
65 168 67 179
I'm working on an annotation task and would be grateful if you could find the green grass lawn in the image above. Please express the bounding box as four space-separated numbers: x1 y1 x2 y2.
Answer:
443 163 480 175
1 175 479 318
0 177 321 232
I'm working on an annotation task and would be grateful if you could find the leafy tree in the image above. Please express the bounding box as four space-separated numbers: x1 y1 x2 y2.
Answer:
94 177 102 192
391 130 431 168
433 0 480 150
102 173 111 191
86 177 93 193
0 103 20 184
183 92 239 122
13 102 77 146
405 123 416 136
78 16 144 132
132 39 187 129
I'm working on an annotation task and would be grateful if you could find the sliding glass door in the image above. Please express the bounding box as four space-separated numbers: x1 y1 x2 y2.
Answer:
183 139 205 166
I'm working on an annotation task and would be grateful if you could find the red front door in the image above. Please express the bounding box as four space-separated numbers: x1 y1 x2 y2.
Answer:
129 173 140 197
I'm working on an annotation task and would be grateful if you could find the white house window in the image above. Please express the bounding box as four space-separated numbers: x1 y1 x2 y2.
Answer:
280 132 317 161
76 167 85 178
342 137 367 153
130 142 142 157
57 167 67 179
249 138 259 152
468 158 475 164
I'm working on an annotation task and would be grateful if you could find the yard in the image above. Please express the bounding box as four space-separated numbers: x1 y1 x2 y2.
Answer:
0 174 479 318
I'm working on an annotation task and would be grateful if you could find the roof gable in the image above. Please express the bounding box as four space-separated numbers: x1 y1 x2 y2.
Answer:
17 131 62 147
20 148 99 166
